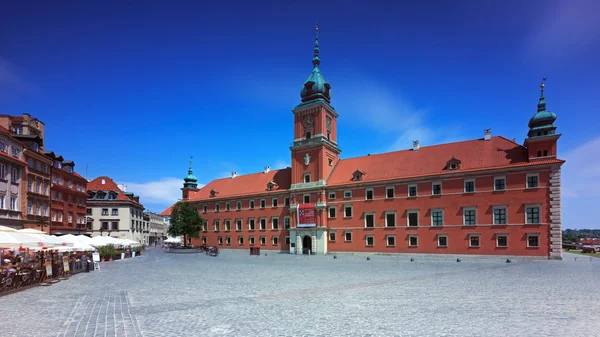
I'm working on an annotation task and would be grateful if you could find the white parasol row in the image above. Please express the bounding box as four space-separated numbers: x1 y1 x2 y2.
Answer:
164 237 182 243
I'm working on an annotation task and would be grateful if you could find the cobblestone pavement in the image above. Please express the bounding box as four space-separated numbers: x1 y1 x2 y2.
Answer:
2 248 600 337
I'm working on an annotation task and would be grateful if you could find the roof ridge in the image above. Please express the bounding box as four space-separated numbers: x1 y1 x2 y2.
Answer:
209 167 291 182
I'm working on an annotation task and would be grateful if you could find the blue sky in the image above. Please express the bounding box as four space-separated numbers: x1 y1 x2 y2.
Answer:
1 1 598 228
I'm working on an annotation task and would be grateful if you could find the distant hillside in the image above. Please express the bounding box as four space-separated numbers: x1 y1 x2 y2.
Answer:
563 229 600 242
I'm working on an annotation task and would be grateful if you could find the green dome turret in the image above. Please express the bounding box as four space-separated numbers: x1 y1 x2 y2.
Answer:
300 24 332 103
183 157 198 189
527 78 557 138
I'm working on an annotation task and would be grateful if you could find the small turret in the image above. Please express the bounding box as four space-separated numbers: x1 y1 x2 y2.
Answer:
182 156 200 199
300 24 332 103
524 78 561 160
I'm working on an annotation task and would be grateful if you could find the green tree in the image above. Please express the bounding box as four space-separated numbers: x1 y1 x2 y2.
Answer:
167 201 204 247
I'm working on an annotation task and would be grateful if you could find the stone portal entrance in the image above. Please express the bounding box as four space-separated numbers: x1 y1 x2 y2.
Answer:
302 235 312 255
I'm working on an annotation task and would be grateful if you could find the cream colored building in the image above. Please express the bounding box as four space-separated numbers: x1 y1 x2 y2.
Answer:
145 211 167 245
86 176 149 244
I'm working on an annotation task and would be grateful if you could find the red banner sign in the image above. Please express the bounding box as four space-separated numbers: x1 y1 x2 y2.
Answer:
297 203 316 228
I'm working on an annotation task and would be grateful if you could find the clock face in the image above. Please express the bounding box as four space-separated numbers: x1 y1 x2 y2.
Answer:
303 115 315 128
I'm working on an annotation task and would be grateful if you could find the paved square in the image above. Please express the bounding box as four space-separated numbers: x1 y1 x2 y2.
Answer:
2 249 599 337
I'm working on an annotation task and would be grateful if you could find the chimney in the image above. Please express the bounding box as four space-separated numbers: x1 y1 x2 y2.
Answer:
264 166 270 174
484 128 492 141
412 140 420 151
231 171 237 179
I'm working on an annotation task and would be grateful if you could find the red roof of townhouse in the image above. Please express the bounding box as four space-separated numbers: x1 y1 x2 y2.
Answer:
87 176 143 207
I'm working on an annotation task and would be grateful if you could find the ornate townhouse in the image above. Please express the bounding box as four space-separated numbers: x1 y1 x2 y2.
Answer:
0 126 26 229
162 27 564 259
86 176 148 243
145 211 167 245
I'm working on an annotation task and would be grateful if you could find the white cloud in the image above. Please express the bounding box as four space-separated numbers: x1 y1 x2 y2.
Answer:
121 177 204 207
272 159 290 170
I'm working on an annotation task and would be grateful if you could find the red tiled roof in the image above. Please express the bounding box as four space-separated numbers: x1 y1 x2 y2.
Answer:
87 176 143 207
187 168 291 201
10 117 23 122
327 136 563 185
160 205 173 216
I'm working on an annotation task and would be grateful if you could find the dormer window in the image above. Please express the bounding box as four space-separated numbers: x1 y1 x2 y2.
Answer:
445 156 462 171
352 169 365 182
266 181 277 191
210 188 217 198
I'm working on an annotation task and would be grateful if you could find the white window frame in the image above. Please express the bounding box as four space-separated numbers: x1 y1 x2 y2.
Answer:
365 235 374 247
272 197 278 207
468 234 480 248
524 203 542 224
215 203 220 212
248 218 256 230
202 204 207 213
329 231 336 241
386 235 396 247
384 211 396 227
271 217 279 230
283 216 290 229
408 234 418 247
224 219 231 231
437 234 448 247
386 186 395 198
430 208 444 226
365 188 374 200
214 220 220 231
492 205 508 225
343 190 352 198
202 237 207 244
218 237 223 245
328 206 336 218
225 202 231 211
249 200 255 209
364 212 375 228
344 231 352 242
526 233 540 248
272 236 279 245
408 184 418 197
259 217 267 230
496 234 508 248
526 173 539 189
462 206 477 226
260 236 266 245
235 218 242 231
407 209 419 227
344 205 353 218
260 199 266 208
464 179 475 193
284 197 290 206
236 201 242 210
285 236 290 245
432 181 442 195
238 236 244 245
494 176 506 191
249 236 255 245
328 192 336 199
303 173 311 183
303 194 310 204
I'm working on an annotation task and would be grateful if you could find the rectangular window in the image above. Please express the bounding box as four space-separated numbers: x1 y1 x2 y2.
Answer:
284 197 290 206
35 180 41 193
494 177 506 191
36 161 41 171
260 218 266 230
58 192 63 201
329 231 336 241
526 206 540 224
260 199 266 208
303 194 310 204
366 235 374 247
272 236 279 245
272 198 278 207
272 217 279 229
284 216 290 229
67 213 73 223
328 192 336 199
385 212 396 227
102 208 108 215
285 236 290 245
202 221 208 231
0 164 5 179
344 190 352 198
386 186 394 198
464 179 475 193
493 207 507 225
112 208 119 215
463 208 476 225
387 235 396 247
431 209 444 226
238 236 244 245
496 234 508 247
344 205 352 218
214 220 220 231
215 204 220 212
236 219 242 231
409 235 418 247
226 237 231 245
260 236 266 245
28 177 32 192
344 231 352 242
469 235 480 247
101 221 108 230
408 184 417 197
11 168 19 183
224 220 231 231
226 202 230 211
365 189 374 200
408 211 419 227
249 236 255 245
527 174 539 188
236 201 242 210
432 183 442 195
249 200 255 209
304 173 311 183
27 201 32 214
249 218 255 230
527 234 539 247
202 205 207 213
218 237 223 245
202 237 207 244
111 221 118 230
364 213 375 228
86 208 92 215
43 203 48 216
328 207 336 218
437 235 448 247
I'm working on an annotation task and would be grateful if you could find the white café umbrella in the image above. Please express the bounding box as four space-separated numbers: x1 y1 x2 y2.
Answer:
89 236 116 247
16 228 57 248
0 227 48 249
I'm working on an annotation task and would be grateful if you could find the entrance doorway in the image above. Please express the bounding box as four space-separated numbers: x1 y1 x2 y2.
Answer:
302 235 312 255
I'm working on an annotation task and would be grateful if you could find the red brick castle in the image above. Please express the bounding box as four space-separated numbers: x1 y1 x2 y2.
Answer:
162 26 564 259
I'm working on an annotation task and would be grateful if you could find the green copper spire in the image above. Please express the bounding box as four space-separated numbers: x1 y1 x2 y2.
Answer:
527 77 557 138
300 24 332 103
183 156 198 189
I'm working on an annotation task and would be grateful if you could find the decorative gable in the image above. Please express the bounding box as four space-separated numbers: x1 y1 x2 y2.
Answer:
210 188 218 198
352 169 366 181
445 156 462 171
266 180 278 191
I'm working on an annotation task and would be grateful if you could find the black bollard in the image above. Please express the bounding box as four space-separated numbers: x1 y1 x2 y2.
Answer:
265 253 268 256
333 255 337 259
456 258 461 262
366 256 370 261
506 259 511 263
410 258 414 262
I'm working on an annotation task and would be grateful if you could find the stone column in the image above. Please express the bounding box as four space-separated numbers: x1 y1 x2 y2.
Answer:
312 235 317 255
548 166 563 260
296 235 302 255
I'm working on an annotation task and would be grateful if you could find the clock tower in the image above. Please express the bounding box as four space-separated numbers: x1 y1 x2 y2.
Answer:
290 24 341 190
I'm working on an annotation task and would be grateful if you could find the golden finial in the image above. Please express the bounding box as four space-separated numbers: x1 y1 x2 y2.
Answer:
540 77 547 89
316 23 319 31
